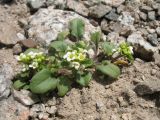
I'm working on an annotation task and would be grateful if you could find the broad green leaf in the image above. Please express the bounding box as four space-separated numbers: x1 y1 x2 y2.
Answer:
57 77 72 97
91 31 101 48
96 64 120 78
24 48 40 54
49 41 68 54
23 85 30 90
76 72 92 87
57 31 69 41
102 42 115 56
69 18 85 40
30 69 58 94
13 80 27 90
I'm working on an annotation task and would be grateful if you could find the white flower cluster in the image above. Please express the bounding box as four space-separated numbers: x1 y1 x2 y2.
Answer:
63 48 87 70
129 46 133 54
16 51 45 72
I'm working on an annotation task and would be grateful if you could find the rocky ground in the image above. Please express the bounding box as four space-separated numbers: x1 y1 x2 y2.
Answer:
0 0 160 120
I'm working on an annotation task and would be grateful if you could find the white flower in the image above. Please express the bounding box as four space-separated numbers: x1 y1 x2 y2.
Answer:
22 65 29 72
28 51 36 59
77 53 86 61
20 53 26 59
38 52 43 55
112 48 117 52
63 52 76 61
63 52 71 61
15 56 21 61
129 46 133 54
71 62 80 70
29 62 38 69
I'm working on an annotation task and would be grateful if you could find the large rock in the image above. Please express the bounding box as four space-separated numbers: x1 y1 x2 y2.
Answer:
118 12 135 26
66 0 89 16
127 32 157 61
89 4 112 18
134 77 160 95
0 22 20 45
0 96 30 120
27 0 45 10
28 8 101 46
0 49 20 100
12 89 40 106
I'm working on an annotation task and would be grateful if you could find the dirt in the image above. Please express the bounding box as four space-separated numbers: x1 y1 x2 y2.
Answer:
0 1 160 120
54 59 160 120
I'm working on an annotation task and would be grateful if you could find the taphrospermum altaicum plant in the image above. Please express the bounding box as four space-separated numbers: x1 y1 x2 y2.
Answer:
13 18 134 97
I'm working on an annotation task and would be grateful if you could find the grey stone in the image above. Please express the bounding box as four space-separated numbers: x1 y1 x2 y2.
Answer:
140 6 153 13
83 0 101 7
127 32 157 61
12 89 40 106
0 64 13 100
117 5 125 14
147 33 158 46
134 77 160 95
0 49 20 100
46 0 66 9
105 10 119 21
28 8 101 46
0 22 20 45
46 106 57 115
18 18 28 28
158 8 160 16
66 0 89 16
13 44 22 55
117 97 128 107
156 27 160 36
156 0 160 3
101 19 109 34
139 12 147 21
148 11 156 21
152 3 160 10
103 0 125 7
38 112 49 120
120 26 133 37
0 96 30 120
16 33 26 40
118 12 135 26
27 0 45 10
147 27 156 34
20 39 38 48
46 97 57 106
138 28 148 36
153 53 160 67
31 104 46 112
89 4 112 18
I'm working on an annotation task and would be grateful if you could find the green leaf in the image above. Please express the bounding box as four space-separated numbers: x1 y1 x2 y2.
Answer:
49 41 68 54
13 80 27 90
76 72 92 87
57 77 72 97
80 59 94 68
102 42 115 56
23 85 30 90
69 18 85 40
96 64 120 78
91 31 101 49
24 48 40 54
30 69 58 94
57 31 69 41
